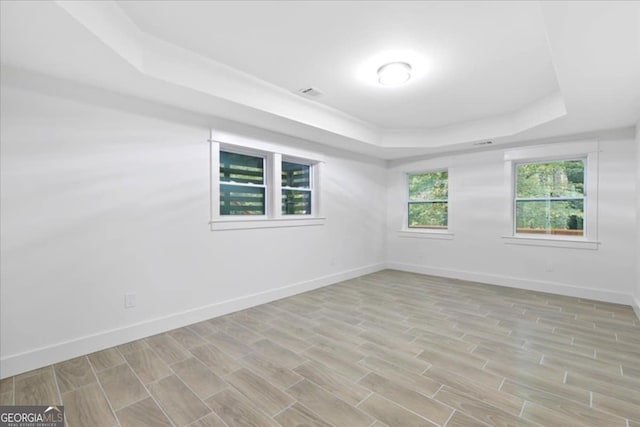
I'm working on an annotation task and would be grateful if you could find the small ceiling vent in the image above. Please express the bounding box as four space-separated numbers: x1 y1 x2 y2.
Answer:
297 87 323 98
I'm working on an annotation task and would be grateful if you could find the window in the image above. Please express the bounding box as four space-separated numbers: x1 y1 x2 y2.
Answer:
407 170 448 229
503 141 599 249
209 137 325 230
282 161 312 215
220 151 266 216
514 159 585 236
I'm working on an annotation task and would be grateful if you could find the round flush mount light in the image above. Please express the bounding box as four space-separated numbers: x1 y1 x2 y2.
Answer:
377 61 412 86
356 51 427 87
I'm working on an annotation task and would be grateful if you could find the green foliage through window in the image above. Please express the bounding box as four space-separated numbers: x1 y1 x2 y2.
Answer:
515 160 585 236
408 171 448 229
220 151 265 215
282 161 311 215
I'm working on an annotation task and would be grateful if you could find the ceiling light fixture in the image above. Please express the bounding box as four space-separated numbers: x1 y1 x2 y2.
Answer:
377 62 412 86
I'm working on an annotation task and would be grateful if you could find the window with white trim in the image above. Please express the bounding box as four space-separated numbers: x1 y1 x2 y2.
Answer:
514 159 585 236
282 161 312 215
503 141 599 249
407 170 448 229
220 151 266 216
209 138 324 230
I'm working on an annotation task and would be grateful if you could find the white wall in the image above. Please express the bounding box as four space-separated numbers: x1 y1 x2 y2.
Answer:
635 121 640 319
387 137 637 304
0 83 387 378
2 74 638 378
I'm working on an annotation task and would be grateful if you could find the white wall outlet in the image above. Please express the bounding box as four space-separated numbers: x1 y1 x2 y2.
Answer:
125 293 137 308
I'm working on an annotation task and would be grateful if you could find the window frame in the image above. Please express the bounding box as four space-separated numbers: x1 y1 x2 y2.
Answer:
400 168 454 240
281 158 314 216
513 158 586 238
407 169 449 230
219 149 268 217
209 137 325 231
503 141 599 250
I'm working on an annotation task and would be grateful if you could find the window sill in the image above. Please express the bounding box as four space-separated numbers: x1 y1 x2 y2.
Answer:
398 230 454 240
210 217 326 231
502 235 599 250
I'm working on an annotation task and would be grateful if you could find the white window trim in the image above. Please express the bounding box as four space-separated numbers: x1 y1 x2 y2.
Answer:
502 140 600 250
399 167 454 239
209 135 326 231
398 230 455 240
281 157 315 218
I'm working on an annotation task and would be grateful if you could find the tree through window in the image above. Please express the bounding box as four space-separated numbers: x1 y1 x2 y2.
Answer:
515 159 585 236
408 171 448 229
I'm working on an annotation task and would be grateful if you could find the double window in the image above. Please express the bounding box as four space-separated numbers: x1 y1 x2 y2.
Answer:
210 139 323 230
407 170 448 229
219 150 314 217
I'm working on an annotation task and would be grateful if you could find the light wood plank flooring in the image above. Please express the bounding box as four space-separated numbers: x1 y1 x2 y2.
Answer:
2 270 639 426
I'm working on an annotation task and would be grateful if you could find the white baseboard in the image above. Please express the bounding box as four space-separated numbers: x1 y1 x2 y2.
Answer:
0 263 385 379
632 294 640 321
386 262 632 305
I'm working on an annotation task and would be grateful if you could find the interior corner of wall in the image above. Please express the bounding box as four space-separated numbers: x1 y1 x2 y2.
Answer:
633 292 640 321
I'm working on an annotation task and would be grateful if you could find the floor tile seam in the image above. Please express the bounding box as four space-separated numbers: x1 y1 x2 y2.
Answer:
436 375 526 415
188 411 231 427
548 358 634 383
518 399 527 417
191 382 231 404
209 385 284 425
364 390 452 427
109 394 154 414
440 408 456 427
55 356 99 394
85 352 123 427
288 356 312 373
50 360 63 407
296 369 374 408
566 370 640 398
163 358 227 413
57 376 100 396
598 398 640 420
371 368 442 400
284 377 306 393
435 387 520 427
268 398 297 421
3 378 20 405
500 375 592 408
521 392 630 426
225 360 303 398
118 356 179 427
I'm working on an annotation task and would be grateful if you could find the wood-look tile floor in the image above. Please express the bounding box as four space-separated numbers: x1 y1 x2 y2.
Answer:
2 270 639 426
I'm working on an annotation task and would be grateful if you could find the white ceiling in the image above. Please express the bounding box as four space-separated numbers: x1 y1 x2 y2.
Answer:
117 1 559 130
1 1 639 160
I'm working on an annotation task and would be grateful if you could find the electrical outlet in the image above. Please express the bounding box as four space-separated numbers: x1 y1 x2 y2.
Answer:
125 293 137 308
